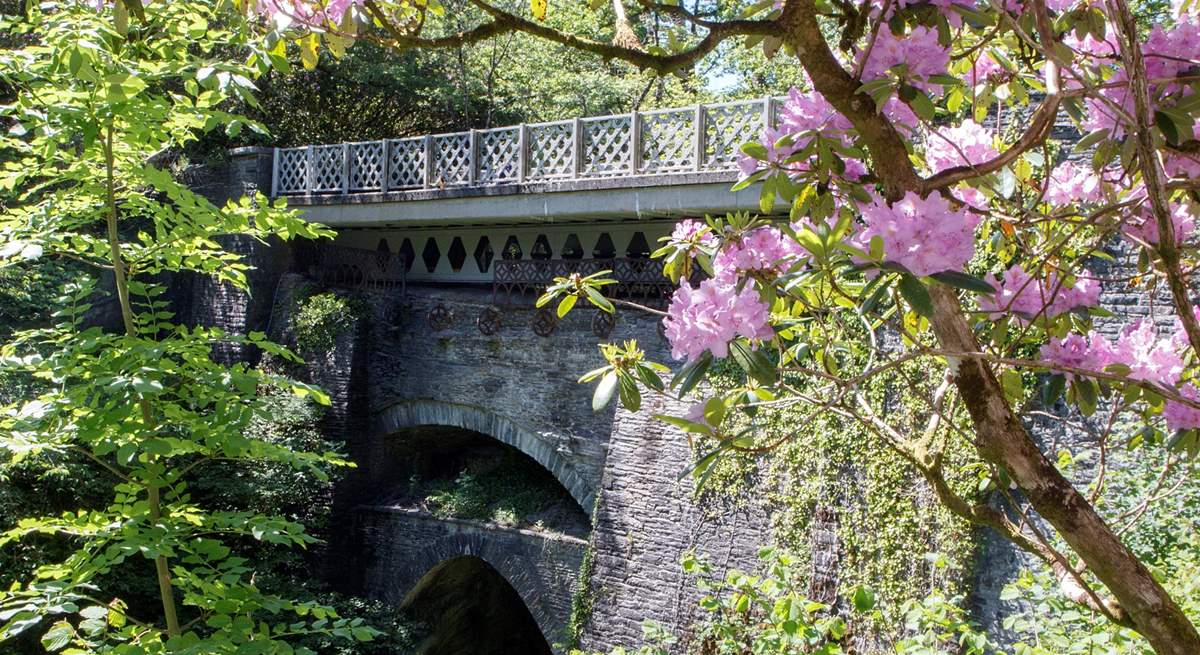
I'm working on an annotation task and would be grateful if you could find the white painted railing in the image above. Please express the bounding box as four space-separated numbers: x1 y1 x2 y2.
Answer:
271 96 783 197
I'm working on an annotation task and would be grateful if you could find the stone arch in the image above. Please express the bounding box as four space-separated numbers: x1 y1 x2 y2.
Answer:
374 399 594 512
400 532 577 649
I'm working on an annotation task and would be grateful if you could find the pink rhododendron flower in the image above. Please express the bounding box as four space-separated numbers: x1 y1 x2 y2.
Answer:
737 126 800 179
663 279 774 361
969 53 1004 84
979 266 1100 321
953 186 989 210
850 192 981 276
1122 202 1196 245
1117 320 1186 385
1164 385 1200 431
925 120 998 173
859 26 951 93
713 227 804 282
257 0 363 27
669 219 717 254
1045 161 1104 205
1041 331 1121 379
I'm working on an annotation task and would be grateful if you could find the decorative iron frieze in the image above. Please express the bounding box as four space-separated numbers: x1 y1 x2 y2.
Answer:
426 304 454 332
591 310 615 338
530 307 557 337
476 306 502 336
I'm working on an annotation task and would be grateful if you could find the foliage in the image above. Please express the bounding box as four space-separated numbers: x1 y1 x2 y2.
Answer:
293 291 362 354
416 448 570 529
0 1 374 651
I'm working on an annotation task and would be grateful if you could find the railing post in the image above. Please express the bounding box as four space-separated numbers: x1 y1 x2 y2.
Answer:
630 110 642 175
572 118 584 178
342 143 351 195
517 123 528 183
693 104 706 172
468 129 479 185
305 145 314 197
423 135 434 188
380 140 390 192
763 95 775 131
270 147 280 197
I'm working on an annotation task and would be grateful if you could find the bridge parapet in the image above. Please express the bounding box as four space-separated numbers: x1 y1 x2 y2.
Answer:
271 96 783 199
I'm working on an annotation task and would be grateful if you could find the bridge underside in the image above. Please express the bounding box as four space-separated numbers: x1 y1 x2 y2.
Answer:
289 173 771 227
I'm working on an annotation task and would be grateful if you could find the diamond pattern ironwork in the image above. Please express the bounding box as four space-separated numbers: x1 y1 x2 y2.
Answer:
387 138 425 189
276 148 309 194
528 122 573 179
582 116 632 176
479 127 520 184
641 109 694 173
432 133 472 186
349 141 385 191
705 100 764 170
311 145 344 192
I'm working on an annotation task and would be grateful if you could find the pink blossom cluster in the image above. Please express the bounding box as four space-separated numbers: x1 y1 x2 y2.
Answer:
1042 320 1184 385
1164 385 1200 431
850 192 981 276
969 54 1004 84
738 126 800 178
1080 17 1200 136
858 26 951 93
1044 161 1104 205
1040 331 1118 380
1122 202 1197 245
255 0 362 27
979 266 1101 321
668 219 718 255
924 120 999 174
713 227 805 281
663 278 774 361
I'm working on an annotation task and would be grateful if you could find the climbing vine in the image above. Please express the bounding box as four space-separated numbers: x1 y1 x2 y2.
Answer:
293 289 364 354
692 355 980 644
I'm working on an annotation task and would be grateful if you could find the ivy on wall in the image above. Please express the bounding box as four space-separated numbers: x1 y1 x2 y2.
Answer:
692 356 982 644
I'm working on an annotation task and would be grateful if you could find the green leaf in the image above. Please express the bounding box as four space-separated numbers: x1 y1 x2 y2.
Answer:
899 85 935 121
618 373 641 412
556 294 577 318
729 340 775 386
898 275 933 318
930 271 996 294
105 73 146 100
593 372 618 411
672 352 713 395
1001 369 1024 404
41 621 73 652
740 141 769 160
1041 374 1066 406
852 585 876 612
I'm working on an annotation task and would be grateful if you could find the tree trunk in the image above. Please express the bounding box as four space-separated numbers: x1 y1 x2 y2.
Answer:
778 2 1200 651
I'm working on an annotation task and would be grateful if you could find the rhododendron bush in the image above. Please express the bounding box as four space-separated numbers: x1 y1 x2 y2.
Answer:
81 0 1200 650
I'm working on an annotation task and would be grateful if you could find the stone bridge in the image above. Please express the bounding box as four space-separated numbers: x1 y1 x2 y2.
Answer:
190 100 822 654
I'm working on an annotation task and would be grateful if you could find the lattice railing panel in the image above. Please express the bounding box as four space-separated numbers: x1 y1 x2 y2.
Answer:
528 121 573 179
312 145 345 192
276 148 309 194
641 109 695 173
582 116 632 176
704 100 764 170
432 133 472 186
273 97 785 195
349 141 385 191
388 138 425 189
479 127 520 184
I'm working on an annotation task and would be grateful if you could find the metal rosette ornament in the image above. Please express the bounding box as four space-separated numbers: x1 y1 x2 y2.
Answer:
476 306 502 336
530 307 558 337
425 303 453 332
591 310 615 338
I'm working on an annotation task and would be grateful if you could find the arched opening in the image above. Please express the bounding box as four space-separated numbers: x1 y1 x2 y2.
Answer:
401 556 554 655
366 425 589 538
